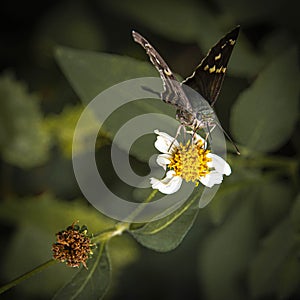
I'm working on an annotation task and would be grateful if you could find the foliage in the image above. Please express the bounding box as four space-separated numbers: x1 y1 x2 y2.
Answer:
0 73 50 168
0 0 299 299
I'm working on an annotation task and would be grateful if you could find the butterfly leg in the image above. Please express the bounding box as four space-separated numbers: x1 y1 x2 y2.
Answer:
167 124 184 152
205 123 216 146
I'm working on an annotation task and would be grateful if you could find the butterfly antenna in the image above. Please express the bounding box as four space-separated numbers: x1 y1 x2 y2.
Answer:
215 122 240 155
141 85 161 98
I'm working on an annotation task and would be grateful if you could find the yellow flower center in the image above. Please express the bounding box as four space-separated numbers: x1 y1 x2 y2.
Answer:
168 139 212 184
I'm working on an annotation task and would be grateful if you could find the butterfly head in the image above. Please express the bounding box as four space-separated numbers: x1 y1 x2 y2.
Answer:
176 107 215 131
176 109 196 128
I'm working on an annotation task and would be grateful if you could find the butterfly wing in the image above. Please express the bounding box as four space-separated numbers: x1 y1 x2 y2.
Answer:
132 31 194 114
183 26 240 106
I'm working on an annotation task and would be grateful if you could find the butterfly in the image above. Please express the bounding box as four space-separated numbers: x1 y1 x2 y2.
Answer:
132 26 240 154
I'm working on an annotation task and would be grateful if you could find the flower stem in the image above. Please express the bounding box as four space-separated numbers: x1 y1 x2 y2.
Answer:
92 190 159 243
92 223 129 243
0 259 58 295
123 189 158 223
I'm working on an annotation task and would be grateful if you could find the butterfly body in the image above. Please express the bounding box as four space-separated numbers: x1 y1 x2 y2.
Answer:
132 27 240 149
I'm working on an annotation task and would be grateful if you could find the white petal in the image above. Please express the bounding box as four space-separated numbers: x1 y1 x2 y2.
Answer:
156 154 172 170
207 153 231 175
150 170 183 194
154 130 179 154
200 171 223 188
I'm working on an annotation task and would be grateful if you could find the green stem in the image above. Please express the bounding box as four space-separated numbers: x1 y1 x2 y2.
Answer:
0 259 58 295
123 189 158 222
92 190 159 243
92 224 128 243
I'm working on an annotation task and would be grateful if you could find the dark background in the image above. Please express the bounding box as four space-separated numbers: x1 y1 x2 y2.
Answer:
0 0 300 299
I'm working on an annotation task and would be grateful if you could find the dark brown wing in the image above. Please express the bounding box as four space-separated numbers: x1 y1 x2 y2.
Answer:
182 26 240 106
132 31 194 113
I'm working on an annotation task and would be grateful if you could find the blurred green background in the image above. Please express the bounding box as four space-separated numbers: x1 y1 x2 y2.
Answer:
0 0 300 299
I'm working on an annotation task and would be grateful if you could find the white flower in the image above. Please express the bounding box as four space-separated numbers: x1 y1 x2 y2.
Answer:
150 130 231 194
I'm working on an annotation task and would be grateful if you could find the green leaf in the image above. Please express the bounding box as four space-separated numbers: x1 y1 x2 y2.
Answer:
248 218 295 298
130 190 201 252
55 46 157 103
198 196 257 300
53 243 111 300
0 73 50 168
231 46 300 153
